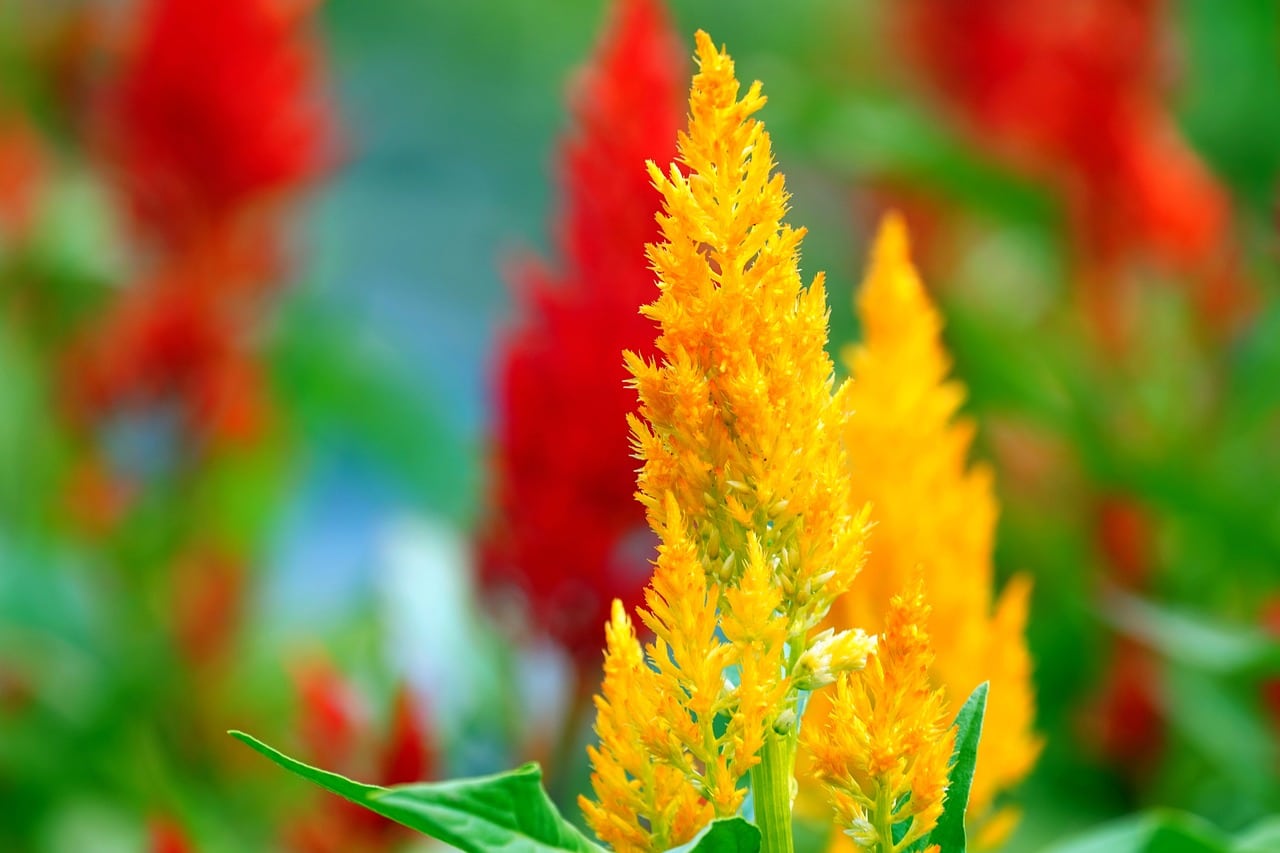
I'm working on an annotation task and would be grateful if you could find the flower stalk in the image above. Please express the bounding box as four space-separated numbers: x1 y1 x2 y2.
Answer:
750 726 797 853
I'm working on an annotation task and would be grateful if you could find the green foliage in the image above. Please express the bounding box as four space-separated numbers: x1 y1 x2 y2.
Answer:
901 682 988 853
1102 589 1280 676
231 731 603 852
233 731 772 853
1044 810 1280 853
671 818 762 852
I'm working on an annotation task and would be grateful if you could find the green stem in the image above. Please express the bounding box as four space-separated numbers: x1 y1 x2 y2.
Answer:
873 783 895 853
750 727 796 853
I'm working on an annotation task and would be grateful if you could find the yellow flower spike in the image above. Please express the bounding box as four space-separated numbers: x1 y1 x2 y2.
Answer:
804 582 956 852
584 30 871 852
582 600 714 853
821 213 1040 845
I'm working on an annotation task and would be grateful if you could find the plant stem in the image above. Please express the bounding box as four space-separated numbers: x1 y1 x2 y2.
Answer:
750 727 796 853
873 782 895 853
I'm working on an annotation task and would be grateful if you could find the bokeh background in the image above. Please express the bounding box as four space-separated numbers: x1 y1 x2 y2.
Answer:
1 0 1278 850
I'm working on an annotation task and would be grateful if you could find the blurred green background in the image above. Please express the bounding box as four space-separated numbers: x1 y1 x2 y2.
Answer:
1 0 1278 850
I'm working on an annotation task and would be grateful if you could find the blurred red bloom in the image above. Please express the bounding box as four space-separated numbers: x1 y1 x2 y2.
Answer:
1096 495 1154 589
149 816 195 853
0 114 48 241
478 0 683 667
1087 638 1165 771
288 664 437 853
66 0 330 444
1090 495 1166 771
171 547 246 666
63 243 274 447
901 0 1243 336
292 656 366 773
104 0 329 247
1262 601 1280 736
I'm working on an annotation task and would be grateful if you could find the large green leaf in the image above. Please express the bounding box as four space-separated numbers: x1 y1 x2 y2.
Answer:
669 817 762 852
230 731 602 852
1042 811 1280 853
1101 588 1280 675
1042 810 1231 853
1233 817 1280 853
920 682 989 853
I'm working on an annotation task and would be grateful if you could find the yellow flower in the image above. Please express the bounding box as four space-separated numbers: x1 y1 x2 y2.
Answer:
582 30 872 851
827 214 1041 844
804 581 955 852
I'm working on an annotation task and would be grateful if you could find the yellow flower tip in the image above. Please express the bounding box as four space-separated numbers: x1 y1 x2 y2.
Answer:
607 597 631 635
803 580 955 849
872 210 911 266
858 213 934 344
693 28 716 62
975 805 1023 850
814 198 1039 846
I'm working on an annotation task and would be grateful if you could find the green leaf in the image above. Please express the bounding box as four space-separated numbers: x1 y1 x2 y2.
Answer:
1042 810 1232 853
1101 588 1280 675
923 682 989 853
230 731 602 853
668 817 761 852
1233 817 1280 852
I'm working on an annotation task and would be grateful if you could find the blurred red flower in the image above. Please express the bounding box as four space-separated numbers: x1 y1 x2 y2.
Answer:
1262 601 1280 737
149 817 195 853
63 242 274 447
1090 495 1166 772
288 662 437 853
901 0 1244 337
0 114 48 241
104 0 329 248
67 0 331 445
478 0 683 667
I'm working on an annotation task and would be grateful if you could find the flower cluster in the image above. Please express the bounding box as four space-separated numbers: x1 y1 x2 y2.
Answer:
67 0 329 446
805 582 955 852
900 0 1243 337
479 0 684 666
106 0 328 246
582 30 878 850
820 214 1039 847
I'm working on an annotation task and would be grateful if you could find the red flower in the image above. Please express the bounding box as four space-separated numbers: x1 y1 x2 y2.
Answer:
104 0 329 246
287 666 437 853
1089 494 1165 769
1086 638 1166 772
63 242 274 447
900 0 1242 336
149 817 195 853
1262 601 1280 737
0 115 48 241
478 0 683 666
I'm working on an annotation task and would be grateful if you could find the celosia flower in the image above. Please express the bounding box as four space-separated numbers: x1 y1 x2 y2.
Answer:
148 817 194 853
805 582 955 852
1088 496 1165 771
0 114 47 242
63 245 274 446
288 666 438 853
479 0 683 666
820 215 1039 847
1261 601 1280 739
899 0 1243 336
582 31 874 850
68 0 329 445
104 0 329 247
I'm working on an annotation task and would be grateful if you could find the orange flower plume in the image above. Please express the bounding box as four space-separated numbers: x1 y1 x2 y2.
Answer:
822 215 1040 848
